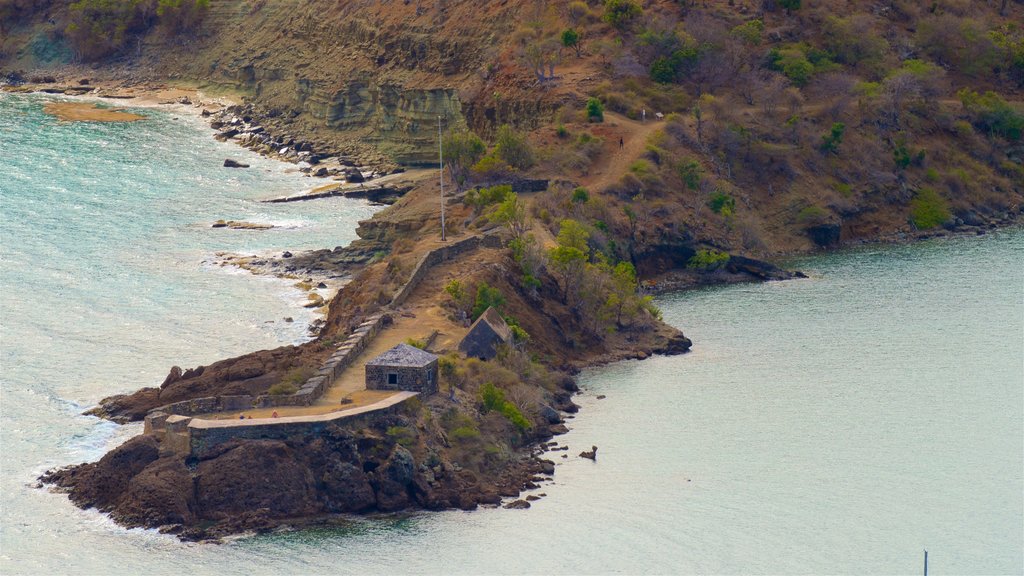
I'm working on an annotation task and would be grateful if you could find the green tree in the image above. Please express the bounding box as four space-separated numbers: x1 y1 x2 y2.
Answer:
730 19 764 45
472 282 505 321
586 97 604 122
493 192 527 239
562 28 582 57
443 130 486 191
493 125 534 170
603 0 641 29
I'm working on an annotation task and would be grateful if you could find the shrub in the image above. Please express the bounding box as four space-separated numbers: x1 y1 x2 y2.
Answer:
730 19 764 45
797 206 830 226
678 159 703 190
708 190 736 216
450 425 480 443
910 188 951 229
602 0 641 29
958 89 1024 141
479 383 531 432
465 184 513 208
386 426 416 447
571 187 590 204
687 249 730 270
819 122 845 153
405 337 427 349
586 97 605 122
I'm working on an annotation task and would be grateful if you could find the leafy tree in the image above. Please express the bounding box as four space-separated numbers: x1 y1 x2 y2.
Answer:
472 282 505 321
602 0 641 29
65 0 156 60
730 19 764 45
493 125 534 170
443 130 486 191
768 47 814 86
562 28 582 57
650 57 677 84
493 192 527 239
586 97 604 122
556 219 590 252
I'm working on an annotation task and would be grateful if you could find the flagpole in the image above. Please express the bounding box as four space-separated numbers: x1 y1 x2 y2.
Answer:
438 115 446 242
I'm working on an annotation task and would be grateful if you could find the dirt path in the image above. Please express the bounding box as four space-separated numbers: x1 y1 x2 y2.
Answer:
581 111 665 192
527 111 663 248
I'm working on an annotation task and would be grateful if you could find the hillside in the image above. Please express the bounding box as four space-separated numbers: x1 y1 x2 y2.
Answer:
3 0 1022 255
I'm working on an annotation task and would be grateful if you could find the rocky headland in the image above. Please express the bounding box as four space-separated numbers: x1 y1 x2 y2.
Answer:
6 0 1021 543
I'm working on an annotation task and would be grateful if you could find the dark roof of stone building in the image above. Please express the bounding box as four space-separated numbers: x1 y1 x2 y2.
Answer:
366 343 438 368
458 307 512 359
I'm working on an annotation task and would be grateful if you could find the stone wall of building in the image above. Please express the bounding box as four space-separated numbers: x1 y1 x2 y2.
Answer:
365 360 438 395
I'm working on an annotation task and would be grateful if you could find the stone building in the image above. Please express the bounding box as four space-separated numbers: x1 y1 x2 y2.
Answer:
365 343 439 395
458 307 512 361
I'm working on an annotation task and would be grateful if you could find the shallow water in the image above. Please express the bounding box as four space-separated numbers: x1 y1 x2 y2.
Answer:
2 93 1021 575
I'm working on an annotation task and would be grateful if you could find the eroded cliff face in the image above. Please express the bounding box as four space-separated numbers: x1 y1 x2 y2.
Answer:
130 0 545 163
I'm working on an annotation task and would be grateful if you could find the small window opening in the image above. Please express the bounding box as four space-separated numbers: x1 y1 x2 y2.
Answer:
387 373 398 385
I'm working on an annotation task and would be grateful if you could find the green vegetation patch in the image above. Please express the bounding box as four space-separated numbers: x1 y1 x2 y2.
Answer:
910 188 951 230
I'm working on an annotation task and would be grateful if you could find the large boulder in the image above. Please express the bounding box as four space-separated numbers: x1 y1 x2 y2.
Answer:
40 435 160 511
115 458 196 527
195 440 319 520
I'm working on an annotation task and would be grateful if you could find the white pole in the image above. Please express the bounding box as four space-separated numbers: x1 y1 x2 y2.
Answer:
438 115 446 242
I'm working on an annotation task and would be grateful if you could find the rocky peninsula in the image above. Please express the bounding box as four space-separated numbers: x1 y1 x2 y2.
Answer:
5 0 1021 544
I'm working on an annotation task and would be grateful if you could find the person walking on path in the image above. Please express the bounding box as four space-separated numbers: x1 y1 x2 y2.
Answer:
619 136 624 150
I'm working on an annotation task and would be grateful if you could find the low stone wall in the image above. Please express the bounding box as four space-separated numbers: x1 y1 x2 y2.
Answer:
391 233 498 307
254 312 387 408
156 395 256 417
148 392 419 459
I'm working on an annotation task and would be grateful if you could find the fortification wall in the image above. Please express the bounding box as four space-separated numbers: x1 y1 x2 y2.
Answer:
149 392 419 458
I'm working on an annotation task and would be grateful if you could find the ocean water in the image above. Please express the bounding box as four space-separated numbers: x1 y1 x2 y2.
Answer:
2 93 1022 575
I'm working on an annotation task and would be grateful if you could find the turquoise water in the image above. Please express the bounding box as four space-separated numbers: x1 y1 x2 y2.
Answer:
2 93 1022 574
